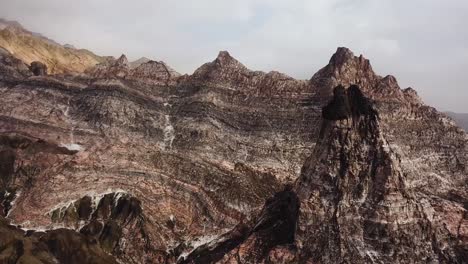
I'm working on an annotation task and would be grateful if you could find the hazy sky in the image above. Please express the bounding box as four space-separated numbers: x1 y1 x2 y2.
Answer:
1 0 467 112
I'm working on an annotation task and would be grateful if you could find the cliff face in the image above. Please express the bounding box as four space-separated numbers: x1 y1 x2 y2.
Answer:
0 35 466 264
295 85 467 263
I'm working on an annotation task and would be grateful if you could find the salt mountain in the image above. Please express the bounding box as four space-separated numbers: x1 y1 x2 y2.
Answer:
0 20 466 264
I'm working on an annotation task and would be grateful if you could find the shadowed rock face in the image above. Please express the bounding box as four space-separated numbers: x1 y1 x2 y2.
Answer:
0 28 466 264
181 186 299 264
29 61 48 76
0 216 118 264
322 84 378 121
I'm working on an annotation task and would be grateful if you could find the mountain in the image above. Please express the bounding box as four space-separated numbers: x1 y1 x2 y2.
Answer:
446 112 468 131
0 24 466 264
130 57 152 69
86 54 181 85
0 18 109 74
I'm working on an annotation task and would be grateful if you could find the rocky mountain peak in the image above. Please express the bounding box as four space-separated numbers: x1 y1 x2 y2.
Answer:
311 47 382 99
403 87 424 104
194 51 246 75
214 50 243 68
329 47 355 67
127 60 181 85
189 50 249 88
188 51 310 96
328 47 374 76
115 54 129 66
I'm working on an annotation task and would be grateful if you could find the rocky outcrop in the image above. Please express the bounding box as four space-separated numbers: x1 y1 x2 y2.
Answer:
29 61 48 76
87 54 130 79
294 84 466 263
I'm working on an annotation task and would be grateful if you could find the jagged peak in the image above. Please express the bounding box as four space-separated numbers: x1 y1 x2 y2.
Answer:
191 50 247 79
115 54 129 66
328 47 372 70
403 87 424 104
214 50 244 68
133 60 181 76
216 50 232 60
329 47 355 66
311 47 377 97
380 75 400 89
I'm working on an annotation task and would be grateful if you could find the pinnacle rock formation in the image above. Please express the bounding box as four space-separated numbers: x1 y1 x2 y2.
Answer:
0 23 466 264
87 54 131 78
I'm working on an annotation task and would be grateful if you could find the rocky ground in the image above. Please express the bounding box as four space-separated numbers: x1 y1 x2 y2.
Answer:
0 23 466 263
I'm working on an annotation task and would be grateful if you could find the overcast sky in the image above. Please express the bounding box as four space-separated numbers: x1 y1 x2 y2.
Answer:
1 0 467 112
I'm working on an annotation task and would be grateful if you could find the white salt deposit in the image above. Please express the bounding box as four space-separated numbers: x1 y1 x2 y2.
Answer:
60 143 83 151
163 114 175 149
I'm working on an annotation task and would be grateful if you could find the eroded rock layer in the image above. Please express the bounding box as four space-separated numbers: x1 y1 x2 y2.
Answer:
0 35 466 264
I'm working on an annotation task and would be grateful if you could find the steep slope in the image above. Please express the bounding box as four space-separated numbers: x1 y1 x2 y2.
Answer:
296 85 466 263
0 19 109 74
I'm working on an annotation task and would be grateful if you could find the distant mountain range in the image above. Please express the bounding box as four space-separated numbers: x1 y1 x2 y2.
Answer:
446 112 468 131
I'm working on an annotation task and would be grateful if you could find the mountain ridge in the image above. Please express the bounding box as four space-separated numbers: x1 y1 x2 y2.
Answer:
0 18 109 74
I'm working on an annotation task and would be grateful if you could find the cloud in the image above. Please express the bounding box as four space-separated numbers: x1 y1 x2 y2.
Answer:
0 0 467 111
